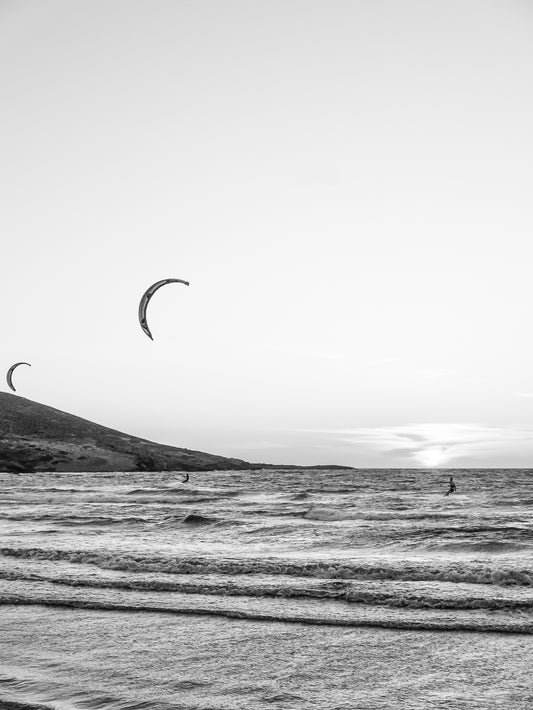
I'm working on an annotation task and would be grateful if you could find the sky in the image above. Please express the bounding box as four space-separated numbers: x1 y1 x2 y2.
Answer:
2 0 533 467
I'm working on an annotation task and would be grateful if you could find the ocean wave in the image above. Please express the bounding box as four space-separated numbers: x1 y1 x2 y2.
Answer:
287 491 311 500
1 568 532 611
61 516 150 527
242 523 306 536
126 487 183 495
0 593 531 634
492 498 533 507
0 698 51 710
126 487 239 500
402 525 533 547
312 487 356 494
303 508 459 522
158 512 242 527
1 547 532 586
445 525 532 536
431 541 529 553
0 673 182 710
172 513 219 525
16 487 84 493
0 514 148 527
85 493 234 506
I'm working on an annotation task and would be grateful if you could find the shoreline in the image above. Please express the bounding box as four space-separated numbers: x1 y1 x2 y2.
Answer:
2 606 532 710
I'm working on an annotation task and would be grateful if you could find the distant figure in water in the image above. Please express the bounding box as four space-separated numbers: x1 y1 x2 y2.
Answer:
444 476 456 496
182 473 189 484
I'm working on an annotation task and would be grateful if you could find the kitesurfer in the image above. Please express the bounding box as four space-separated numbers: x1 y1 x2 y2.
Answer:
444 476 456 497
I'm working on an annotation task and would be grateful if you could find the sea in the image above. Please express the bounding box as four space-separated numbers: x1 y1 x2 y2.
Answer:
0 468 532 710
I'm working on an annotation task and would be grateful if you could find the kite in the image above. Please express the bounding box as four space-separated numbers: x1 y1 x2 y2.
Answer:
138 278 189 340
6 362 31 392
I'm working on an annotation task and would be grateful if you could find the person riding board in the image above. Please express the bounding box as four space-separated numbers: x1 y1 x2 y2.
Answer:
444 476 456 496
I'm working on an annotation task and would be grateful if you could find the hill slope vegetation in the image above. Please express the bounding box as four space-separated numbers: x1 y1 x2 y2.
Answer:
0 393 256 473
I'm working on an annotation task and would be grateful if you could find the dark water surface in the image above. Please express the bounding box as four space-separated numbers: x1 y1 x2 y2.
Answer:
1 468 532 708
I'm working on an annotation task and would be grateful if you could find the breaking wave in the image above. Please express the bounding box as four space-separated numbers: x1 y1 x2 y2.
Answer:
1 547 532 586
303 508 459 522
0 593 531 634
1 568 532 611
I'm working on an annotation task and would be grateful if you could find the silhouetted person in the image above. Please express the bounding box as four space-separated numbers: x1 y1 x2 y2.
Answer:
444 476 456 497
182 473 189 483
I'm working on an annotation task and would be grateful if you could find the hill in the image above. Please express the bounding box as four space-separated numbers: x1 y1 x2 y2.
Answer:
0 392 257 473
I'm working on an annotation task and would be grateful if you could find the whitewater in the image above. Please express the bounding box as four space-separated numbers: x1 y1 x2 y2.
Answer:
1 468 532 709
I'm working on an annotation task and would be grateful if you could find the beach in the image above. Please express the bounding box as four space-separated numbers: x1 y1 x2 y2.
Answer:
1 468 532 708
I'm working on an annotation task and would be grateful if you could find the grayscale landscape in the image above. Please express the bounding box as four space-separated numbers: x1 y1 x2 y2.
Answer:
2 1 533 708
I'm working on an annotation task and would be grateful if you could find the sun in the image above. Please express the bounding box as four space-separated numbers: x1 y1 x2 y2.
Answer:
414 446 450 467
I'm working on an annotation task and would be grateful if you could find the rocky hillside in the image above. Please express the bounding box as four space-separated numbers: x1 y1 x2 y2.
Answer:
0 393 257 473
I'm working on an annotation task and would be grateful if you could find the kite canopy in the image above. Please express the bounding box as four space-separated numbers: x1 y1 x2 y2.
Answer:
6 362 31 392
138 278 189 340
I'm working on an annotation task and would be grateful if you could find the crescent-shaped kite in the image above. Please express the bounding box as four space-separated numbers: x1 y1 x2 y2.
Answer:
138 278 190 340
6 362 31 392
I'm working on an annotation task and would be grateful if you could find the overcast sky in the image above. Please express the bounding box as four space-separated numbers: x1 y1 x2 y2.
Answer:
2 0 533 467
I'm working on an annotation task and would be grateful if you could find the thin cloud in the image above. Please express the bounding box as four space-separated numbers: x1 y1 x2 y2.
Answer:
328 423 533 467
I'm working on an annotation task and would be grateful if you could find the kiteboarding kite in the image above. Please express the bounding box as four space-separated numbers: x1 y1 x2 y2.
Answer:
138 278 189 340
6 362 31 392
